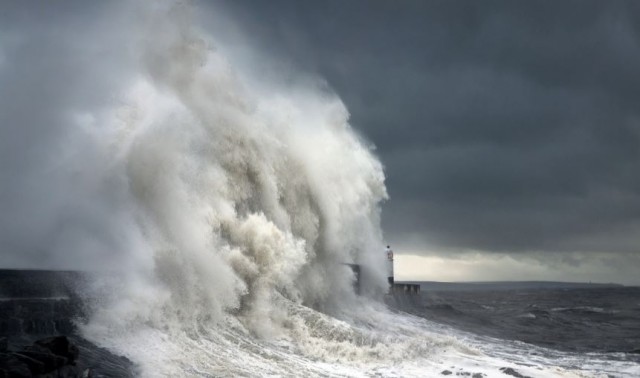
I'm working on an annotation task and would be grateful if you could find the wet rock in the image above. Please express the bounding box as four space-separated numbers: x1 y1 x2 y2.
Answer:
0 337 84 377
20 349 68 371
36 336 79 363
0 270 136 377
12 352 46 375
0 353 31 377
499 367 531 378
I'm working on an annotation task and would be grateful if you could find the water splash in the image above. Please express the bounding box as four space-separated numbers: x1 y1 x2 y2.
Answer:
80 2 388 361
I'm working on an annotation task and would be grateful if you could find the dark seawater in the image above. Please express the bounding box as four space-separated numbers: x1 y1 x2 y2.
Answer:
418 286 640 360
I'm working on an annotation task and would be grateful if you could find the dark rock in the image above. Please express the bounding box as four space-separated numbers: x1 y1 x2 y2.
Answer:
12 352 46 374
0 338 83 377
36 336 79 363
20 350 68 371
40 364 81 378
0 270 136 377
441 370 453 375
0 353 31 377
472 374 485 378
629 348 640 354
499 367 530 378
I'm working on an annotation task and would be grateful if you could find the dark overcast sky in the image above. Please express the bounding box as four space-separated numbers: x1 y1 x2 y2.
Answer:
1 1 639 282
210 0 640 258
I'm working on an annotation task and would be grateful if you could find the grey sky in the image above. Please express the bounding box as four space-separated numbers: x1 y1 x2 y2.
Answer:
203 1 640 284
210 1 640 258
0 1 138 269
1 1 639 283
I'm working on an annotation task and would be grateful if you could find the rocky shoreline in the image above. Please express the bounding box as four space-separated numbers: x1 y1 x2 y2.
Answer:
0 270 136 377
2 335 136 378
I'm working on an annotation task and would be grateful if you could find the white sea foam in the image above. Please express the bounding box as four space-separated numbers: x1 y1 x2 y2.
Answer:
550 307 619 314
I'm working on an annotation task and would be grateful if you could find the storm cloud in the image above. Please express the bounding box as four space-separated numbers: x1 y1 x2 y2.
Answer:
1 1 639 282
212 0 640 257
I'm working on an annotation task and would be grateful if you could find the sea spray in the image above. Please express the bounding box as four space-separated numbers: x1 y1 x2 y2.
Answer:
79 3 390 371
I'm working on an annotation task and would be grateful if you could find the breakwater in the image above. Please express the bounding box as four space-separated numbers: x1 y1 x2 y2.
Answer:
0 270 135 377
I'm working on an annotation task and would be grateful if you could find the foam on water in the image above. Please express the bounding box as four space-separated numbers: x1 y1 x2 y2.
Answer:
84 290 638 377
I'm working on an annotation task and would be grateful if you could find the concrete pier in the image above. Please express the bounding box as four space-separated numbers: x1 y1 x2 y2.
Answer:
390 282 421 295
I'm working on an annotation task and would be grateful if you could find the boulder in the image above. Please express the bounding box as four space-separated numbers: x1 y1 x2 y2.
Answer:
499 367 530 378
35 336 79 363
19 349 68 371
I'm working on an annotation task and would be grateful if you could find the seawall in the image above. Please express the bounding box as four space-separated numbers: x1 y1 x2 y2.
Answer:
0 269 135 377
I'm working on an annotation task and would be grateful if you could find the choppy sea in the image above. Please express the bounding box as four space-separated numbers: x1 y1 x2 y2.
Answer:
419 286 640 355
394 285 640 377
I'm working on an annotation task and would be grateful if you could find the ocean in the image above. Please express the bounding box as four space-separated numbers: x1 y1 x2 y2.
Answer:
418 286 640 356
72 279 640 377
4 274 640 377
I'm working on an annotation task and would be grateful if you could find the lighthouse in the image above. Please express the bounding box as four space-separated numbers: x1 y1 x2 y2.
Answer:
384 247 420 295
385 245 394 286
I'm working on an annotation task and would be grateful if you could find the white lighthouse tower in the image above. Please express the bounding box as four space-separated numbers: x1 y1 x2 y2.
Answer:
385 245 394 287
